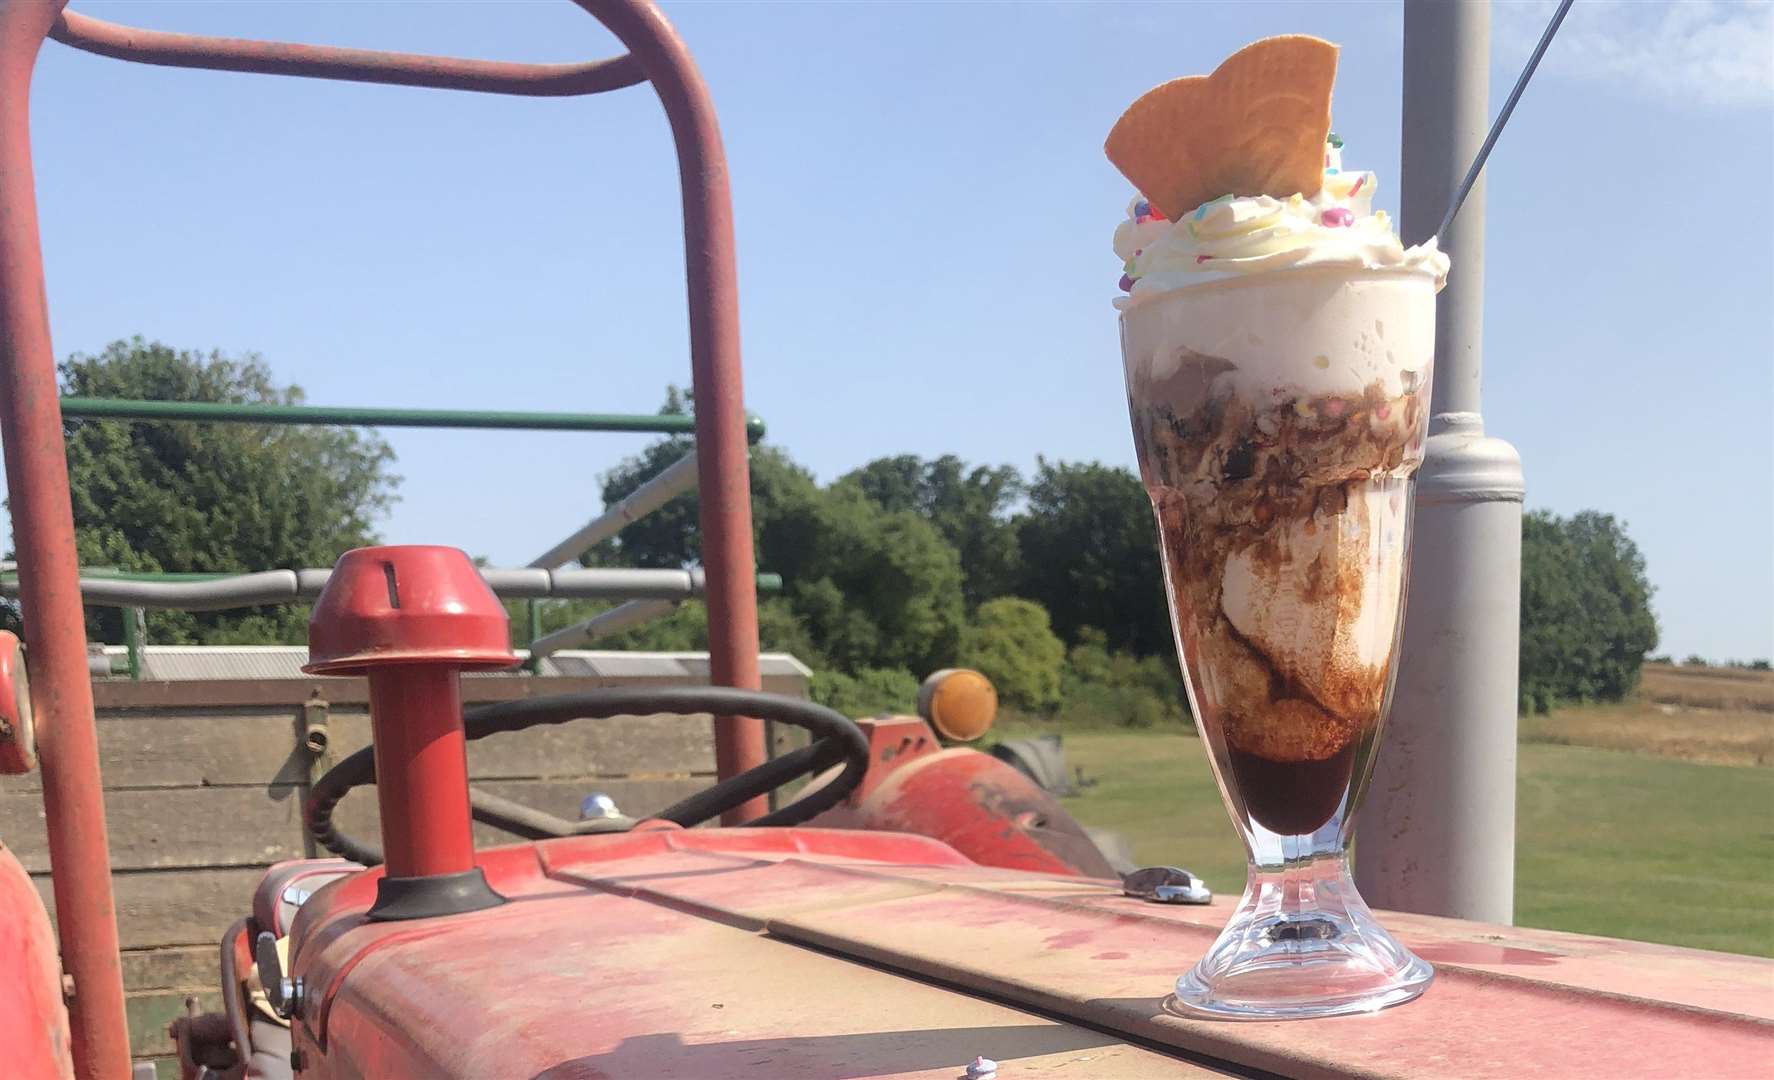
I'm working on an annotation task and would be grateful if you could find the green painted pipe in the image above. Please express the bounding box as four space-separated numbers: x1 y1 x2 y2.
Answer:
59 397 767 443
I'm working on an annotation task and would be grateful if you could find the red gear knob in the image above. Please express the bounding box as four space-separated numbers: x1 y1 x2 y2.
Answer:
306 545 515 675
305 546 515 919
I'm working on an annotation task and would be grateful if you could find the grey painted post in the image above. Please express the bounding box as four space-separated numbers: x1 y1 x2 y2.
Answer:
1354 0 1524 924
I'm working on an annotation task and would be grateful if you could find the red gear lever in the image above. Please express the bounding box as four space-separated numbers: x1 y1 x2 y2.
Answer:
305 545 516 920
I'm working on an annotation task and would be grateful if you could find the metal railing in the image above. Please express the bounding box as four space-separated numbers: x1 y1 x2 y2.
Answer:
4 565 785 675
48 398 771 673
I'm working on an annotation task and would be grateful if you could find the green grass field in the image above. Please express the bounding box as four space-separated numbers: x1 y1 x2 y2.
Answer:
1006 724 1774 958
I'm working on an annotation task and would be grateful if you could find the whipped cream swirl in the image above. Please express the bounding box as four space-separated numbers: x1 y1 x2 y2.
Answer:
1113 140 1449 309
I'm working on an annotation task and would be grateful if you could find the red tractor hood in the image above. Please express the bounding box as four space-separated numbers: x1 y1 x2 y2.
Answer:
283 827 1772 1079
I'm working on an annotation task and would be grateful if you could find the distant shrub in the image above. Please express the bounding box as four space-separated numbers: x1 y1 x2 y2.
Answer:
1683 655 1709 668
810 666 920 719
958 598 1065 712
1056 681 1181 729
1054 626 1189 729
1752 660 1772 672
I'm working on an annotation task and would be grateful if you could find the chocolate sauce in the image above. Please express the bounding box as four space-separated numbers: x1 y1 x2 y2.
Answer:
1226 742 1357 836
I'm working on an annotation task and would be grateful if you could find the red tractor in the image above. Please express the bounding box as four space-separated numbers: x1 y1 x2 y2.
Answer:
0 4 1767 1078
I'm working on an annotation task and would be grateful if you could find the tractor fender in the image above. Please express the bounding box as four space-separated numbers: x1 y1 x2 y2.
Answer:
853 748 1118 878
0 841 73 1079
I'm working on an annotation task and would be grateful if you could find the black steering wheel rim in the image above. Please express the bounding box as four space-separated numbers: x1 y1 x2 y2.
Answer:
304 686 870 866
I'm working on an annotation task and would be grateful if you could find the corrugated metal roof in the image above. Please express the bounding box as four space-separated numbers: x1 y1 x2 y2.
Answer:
98 646 813 682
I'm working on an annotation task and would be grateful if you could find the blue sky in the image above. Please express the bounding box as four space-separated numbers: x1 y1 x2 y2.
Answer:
14 1 1772 662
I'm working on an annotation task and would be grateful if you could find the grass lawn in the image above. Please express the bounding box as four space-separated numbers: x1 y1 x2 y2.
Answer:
1001 723 1774 958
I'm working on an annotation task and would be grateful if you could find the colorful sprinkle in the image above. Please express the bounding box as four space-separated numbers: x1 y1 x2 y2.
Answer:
1123 257 1136 274
1327 132 1344 149
1320 207 1355 228
1376 403 1392 420
1312 355 1330 369
1193 194 1234 221
1118 273 1134 292
1349 175 1366 196
1134 199 1151 218
1195 254 1212 264
1294 401 1313 418
1325 167 1341 176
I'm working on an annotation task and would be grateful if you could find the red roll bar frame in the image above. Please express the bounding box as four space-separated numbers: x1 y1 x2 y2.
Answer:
0 3 764 1075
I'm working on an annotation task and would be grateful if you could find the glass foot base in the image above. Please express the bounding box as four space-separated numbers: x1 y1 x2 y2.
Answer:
1172 863 1432 1020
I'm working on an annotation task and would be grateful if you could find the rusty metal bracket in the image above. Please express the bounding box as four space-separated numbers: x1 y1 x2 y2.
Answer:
299 692 330 766
297 692 332 859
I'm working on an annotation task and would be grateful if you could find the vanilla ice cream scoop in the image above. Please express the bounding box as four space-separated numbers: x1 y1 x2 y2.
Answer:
1220 482 1406 725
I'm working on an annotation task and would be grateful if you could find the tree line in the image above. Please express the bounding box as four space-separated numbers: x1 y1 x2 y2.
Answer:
20 341 1677 721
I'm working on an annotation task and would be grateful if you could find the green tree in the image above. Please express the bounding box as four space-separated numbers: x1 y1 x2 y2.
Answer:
1014 458 1170 656
565 392 966 676
837 454 1023 608
585 387 817 570
957 597 1065 712
810 667 920 719
49 339 397 644
518 596 823 667
762 486 965 676
1519 509 1660 713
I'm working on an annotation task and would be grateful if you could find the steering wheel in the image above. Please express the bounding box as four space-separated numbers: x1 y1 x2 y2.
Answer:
305 686 870 867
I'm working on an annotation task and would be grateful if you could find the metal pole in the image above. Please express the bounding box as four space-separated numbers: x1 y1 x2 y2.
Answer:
586 0 766 823
528 598 678 661
121 607 144 680
524 600 543 674
0 3 133 1075
528 451 699 570
59 395 767 437
1356 0 1524 925
0 566 784 609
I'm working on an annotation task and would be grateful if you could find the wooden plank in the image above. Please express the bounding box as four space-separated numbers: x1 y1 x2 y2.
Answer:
34 868 264 950
325 777 708 853
2 787 309 873
4 775 713 873
0 708 718 795
92 673 808 709
122 945 219 993
375 713 715 779
1 711 311 794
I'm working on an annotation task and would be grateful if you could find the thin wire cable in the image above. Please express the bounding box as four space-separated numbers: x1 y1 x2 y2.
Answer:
1437 0 1576 240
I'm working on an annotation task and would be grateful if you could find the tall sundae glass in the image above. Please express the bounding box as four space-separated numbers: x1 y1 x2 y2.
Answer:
1106 36 1448 1019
